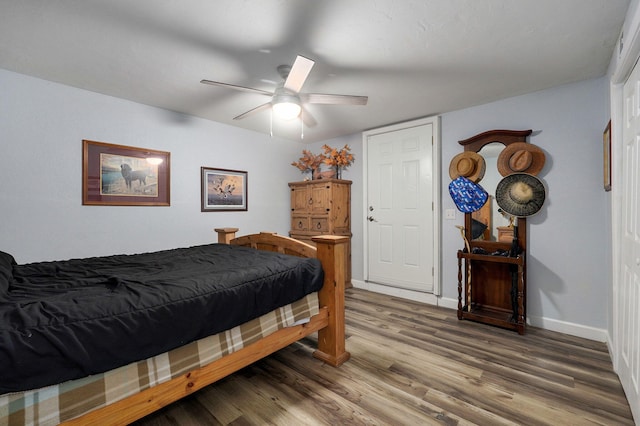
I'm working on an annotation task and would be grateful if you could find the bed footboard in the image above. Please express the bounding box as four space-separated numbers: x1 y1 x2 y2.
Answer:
216 228 350 366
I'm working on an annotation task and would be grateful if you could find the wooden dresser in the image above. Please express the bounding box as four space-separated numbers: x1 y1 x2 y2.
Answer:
289 179 351 284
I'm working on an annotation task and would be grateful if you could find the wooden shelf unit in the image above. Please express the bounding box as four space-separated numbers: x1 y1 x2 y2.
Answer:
457 249 526 334
455 129 532 334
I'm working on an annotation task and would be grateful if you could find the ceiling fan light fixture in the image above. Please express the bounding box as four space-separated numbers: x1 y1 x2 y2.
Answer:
201 55 367 131
272 94 301 120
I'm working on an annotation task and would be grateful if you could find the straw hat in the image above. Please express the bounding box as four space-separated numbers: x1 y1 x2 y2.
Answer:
497 142 546 176
448 176 488 213
495 173 546 217
449 152 486 183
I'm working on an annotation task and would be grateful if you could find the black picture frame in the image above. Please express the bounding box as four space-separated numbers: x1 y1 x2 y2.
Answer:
201 167 248 212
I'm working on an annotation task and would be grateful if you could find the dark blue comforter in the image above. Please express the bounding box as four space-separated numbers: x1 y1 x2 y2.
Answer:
0 244 323 393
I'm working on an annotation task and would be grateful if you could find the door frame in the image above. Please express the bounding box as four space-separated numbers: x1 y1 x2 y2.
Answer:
609 5 640 422
362 116 441 296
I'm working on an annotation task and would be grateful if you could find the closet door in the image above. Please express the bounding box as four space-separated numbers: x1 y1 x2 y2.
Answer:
619 56 640 421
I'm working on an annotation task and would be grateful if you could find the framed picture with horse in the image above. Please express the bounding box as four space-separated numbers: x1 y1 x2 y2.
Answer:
82 140 170 206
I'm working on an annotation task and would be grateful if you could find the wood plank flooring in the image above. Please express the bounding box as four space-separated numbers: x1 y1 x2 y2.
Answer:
132 288 634 425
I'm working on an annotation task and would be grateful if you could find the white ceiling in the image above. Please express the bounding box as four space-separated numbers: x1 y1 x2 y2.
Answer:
0 0 630 142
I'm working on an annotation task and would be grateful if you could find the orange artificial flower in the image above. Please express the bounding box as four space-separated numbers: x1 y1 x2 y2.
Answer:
322 144 354 168
291 150 326 173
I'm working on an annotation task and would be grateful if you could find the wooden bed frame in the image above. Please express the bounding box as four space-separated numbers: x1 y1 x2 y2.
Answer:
61 228 350 425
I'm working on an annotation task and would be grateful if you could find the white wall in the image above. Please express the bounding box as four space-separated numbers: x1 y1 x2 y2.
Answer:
1 67 611 337
439 77 611 336
0 69 304 263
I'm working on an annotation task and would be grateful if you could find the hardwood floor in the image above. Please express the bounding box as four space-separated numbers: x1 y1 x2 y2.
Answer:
133 288 634 425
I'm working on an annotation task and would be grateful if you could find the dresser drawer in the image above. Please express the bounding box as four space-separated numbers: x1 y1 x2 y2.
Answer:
292 216 329 233
310 217 329 232
291 216 309 232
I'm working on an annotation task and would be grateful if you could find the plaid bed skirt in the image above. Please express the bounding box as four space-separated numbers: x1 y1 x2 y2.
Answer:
0 293 319 426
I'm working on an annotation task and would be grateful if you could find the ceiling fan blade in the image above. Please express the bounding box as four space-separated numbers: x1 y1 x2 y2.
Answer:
283 55 315 93
300 106 317 128
200 79 273 96
301 93 368 105
233 103 272 120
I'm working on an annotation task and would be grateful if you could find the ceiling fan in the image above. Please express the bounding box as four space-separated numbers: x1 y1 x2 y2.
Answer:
200 55 368 128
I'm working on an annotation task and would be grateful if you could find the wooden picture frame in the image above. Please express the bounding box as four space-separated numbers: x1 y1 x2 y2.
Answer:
82 140 170 206
201 167 248 212
603 120 612 192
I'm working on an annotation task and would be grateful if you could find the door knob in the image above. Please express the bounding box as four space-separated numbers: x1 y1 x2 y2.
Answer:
367 216 377 222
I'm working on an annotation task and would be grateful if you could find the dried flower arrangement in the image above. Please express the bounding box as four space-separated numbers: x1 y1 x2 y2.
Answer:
291 145 354 180
291 150 326 176
322 144 354 169
322 144 354 179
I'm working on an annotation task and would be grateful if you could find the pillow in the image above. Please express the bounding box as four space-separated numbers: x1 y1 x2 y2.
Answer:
0 250 17 296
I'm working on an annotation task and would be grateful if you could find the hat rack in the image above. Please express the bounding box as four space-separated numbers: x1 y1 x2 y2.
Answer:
454 129 538 335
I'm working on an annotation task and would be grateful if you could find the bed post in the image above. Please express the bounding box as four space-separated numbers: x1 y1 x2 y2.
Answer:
214 227 239 244
312 235 350 367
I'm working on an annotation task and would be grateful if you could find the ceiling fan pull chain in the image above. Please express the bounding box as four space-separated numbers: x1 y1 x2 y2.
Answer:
270 109 273 138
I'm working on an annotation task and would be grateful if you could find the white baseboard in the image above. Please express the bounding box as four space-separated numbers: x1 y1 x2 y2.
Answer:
526 315 607 342
437 296 459 310
607 332 617 371
351 280 607 342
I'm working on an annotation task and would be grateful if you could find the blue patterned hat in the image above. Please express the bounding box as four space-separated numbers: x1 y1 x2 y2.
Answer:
448 176 488 213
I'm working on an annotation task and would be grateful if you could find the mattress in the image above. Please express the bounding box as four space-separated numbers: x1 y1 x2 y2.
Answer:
0 292 319 426
0 244 324 393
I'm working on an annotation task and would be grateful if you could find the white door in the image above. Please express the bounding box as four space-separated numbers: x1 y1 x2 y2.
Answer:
619 57 640 421
364 118 439 293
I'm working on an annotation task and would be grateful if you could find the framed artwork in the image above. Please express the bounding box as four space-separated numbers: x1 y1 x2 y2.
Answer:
82 140 170 206
603 120 612 192
201 167 248 212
